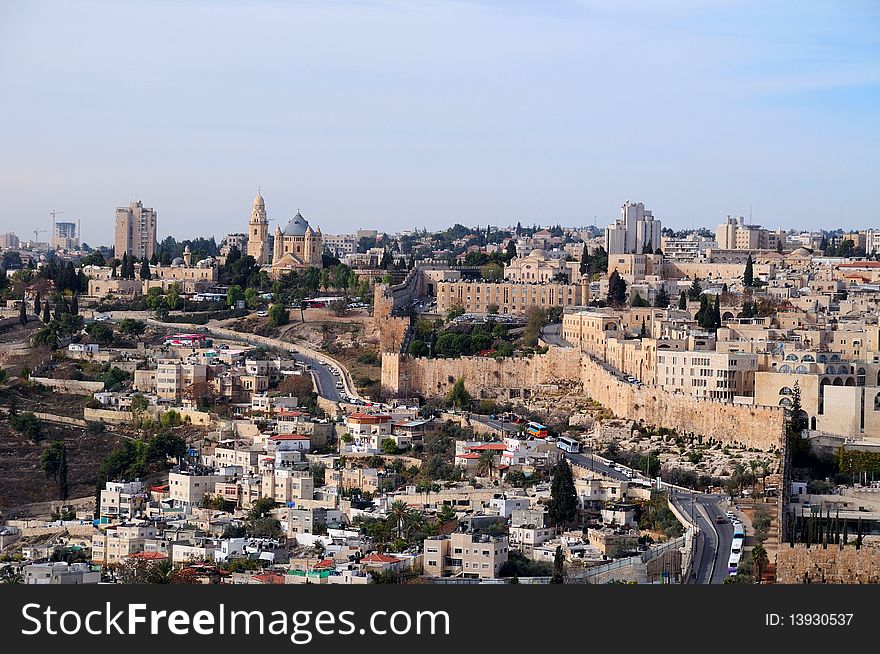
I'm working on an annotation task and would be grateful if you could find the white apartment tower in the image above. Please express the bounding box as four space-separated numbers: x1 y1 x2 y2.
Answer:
604 201 662 255
114 200 157 260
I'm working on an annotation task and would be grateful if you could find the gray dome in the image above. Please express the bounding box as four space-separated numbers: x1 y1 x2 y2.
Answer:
282 211 310 236
171 257 185 266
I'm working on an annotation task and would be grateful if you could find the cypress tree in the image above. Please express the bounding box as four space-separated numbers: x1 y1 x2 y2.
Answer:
121 253 129 280
678 291 687 310
654 287 670 308
744 254 754 287
33 291 41 316
41 301 51 324
548 459 577 527
18 295 27 325
140 258 151 280
712 294 722 329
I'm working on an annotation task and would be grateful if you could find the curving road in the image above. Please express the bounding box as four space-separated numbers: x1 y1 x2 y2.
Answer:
564 449 732 584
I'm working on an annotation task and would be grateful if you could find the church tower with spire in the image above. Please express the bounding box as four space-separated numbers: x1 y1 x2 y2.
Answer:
247 191 270 264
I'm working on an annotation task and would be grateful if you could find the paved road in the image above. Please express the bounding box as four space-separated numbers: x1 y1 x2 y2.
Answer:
540 323 572 348
668 490 732 584
564 450 632 482
565 449 733 584
288 350 344 402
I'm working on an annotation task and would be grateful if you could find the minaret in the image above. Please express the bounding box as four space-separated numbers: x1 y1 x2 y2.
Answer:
183 244 192 267
247 191 269 264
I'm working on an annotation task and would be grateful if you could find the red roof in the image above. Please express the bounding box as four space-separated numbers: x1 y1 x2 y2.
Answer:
269 434 310 441
362 553 402 564
127 552 168 560
313 558 334 569
276 410 304 418
456 453 481 459
151 484 169 492
469 443 506 451
252 572 286 584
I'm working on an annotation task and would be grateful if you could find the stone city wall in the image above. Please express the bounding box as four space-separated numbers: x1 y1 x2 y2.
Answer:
30 377 105 394
383 346 785 451
577 355 785 452
776 544 880 584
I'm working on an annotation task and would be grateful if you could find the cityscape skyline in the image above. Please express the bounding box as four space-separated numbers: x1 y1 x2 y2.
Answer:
1 0 878 243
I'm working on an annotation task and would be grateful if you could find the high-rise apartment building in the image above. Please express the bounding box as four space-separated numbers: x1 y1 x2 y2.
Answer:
52 221 79 251
114 200 157 260
604 201 662 255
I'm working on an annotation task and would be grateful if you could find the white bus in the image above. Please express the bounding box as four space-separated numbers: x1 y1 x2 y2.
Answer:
728 551 741 576
557 436 581 453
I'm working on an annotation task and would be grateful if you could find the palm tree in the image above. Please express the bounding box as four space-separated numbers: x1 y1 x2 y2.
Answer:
732 462 747 496
438 504 457 524
477 450 497 479
389 500 411 540
751 544 769 584
749 460 760 490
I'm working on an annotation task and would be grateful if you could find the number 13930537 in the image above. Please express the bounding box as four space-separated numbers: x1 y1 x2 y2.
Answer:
765 613 853 627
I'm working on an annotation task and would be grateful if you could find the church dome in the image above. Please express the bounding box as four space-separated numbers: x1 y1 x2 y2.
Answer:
171 257 185 266
282 211 310 236
789 247 812 257
253 192 265 208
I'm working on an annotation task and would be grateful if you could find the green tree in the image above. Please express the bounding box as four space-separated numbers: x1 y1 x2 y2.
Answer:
118 318 146 336
41 301 51 323
547 459 577 527
678 291 687 310
630 293 650 308
165 284 180 310
654 287 670 308
477 449 497 479
11 412 41 442
226 285 244 308
687 277 703 301
86 322 114 345
40 439 69 500
140 259 152 280
268 303 290 328
743 254 754 287
750 543 769 583
607 270 627 306
438 504 456 524
446 378 471 410
381 438 399 455
550 545 565 584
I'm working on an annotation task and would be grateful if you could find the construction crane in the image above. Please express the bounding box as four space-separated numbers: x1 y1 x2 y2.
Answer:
33 228 46 242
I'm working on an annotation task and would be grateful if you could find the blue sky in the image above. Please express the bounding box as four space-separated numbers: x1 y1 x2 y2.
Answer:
0 0 877 244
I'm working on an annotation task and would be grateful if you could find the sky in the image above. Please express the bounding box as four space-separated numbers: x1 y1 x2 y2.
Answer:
0 0 877 245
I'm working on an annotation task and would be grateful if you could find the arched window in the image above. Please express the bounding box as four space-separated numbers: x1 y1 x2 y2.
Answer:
795 365 808 374
818 354 827 363
833 377 843 386
801 355 815 362
831 354 840 362
779 364 791 373
874 393 880 411
785 354 798 361
811 416 816 429
779 398 792 408
779 387 793 395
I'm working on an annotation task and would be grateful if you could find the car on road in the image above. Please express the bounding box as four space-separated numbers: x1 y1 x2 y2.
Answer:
256 310 268 317
715 516 726 524
725 510 735 519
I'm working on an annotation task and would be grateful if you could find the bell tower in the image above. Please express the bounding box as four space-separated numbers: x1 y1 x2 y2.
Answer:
247 191 270 264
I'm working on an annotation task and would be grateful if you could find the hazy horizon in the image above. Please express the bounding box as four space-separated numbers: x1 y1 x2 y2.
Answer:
1 0 877 245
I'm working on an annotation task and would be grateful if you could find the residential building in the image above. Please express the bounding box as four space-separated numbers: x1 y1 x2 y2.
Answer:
114 200 157 260
423 531 509 579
